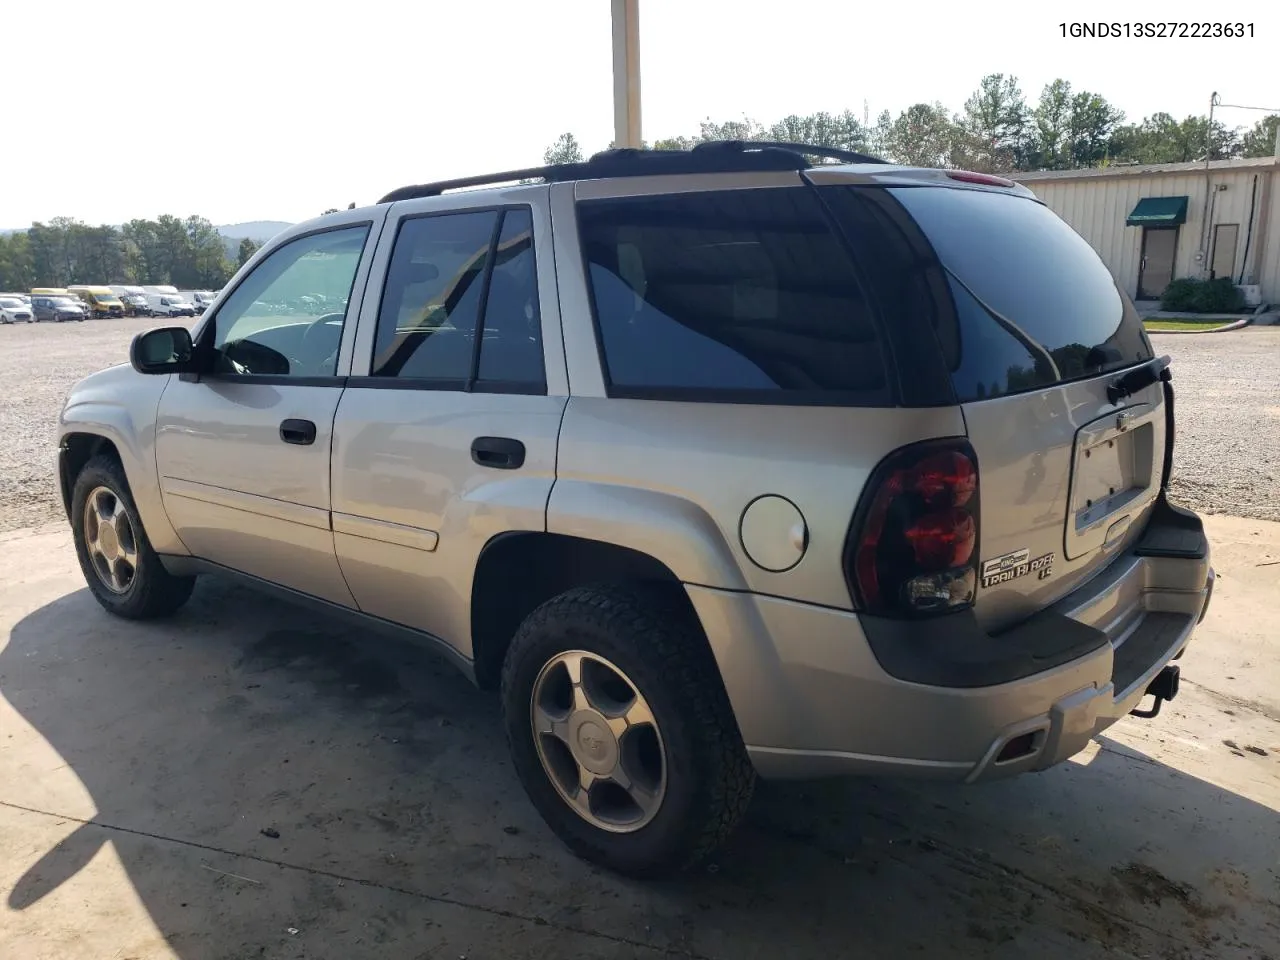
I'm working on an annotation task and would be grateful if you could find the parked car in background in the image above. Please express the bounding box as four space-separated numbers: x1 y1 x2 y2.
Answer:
123 295 152 317
146 293 196 317
68 285 127 318
0 295 33 323
31 295 86 322
179 291 216 314
110 286 152 317
190 290 218 313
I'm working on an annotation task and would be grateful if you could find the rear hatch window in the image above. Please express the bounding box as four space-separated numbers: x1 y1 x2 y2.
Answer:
885 185 1153 401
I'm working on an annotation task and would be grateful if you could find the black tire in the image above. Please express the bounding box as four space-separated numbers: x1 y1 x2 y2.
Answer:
501 584 755 878
71 455 195 619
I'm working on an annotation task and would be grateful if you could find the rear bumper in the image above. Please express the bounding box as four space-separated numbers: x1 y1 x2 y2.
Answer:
689 500 1212 783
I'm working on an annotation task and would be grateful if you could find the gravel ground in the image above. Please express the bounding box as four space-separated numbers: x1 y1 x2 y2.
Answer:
1154 326 1280 522
0 316 191 532
1 320 1278 532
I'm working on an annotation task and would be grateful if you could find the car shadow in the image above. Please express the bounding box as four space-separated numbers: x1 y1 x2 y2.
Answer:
3 579 1277 959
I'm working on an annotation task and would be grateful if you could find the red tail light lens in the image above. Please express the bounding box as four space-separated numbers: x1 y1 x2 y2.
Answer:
904 508 976 568
847 440 981 616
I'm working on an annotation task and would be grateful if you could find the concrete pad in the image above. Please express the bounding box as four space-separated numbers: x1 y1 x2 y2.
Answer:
1 518 1277 959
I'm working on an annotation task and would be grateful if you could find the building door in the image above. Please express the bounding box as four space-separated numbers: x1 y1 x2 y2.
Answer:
1138 227 1178 300
1211 223 1239 280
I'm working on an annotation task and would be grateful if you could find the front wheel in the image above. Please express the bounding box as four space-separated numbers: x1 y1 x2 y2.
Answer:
71 455 195 619
501 584 755 878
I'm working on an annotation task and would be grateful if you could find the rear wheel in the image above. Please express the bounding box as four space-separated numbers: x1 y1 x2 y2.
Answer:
71 455 195 619
501 584 755 878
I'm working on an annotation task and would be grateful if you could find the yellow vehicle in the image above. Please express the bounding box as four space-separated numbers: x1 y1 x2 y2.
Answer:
67 285 127 319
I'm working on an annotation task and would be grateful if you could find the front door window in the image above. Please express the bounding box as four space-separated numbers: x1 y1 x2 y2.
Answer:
208 225 370 378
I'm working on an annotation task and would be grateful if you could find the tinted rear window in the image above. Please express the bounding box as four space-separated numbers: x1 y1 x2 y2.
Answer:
578 187 890 404
886 186 1152 402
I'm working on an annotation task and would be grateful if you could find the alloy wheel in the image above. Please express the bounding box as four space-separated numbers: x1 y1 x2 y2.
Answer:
83 486 138 594
530 650 667 833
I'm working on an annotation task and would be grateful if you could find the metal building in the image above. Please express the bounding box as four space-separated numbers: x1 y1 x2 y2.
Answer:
1013 156 1280 307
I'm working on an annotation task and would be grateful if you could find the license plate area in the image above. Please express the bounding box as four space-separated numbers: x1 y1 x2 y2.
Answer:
1066 405 1158 560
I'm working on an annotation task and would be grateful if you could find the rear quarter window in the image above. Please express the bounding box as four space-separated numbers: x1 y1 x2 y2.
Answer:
885 185 1153 402
577 187 891 405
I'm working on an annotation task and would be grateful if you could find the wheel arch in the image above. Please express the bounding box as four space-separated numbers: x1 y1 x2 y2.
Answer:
470 531 697 690
58 394 187 556
59 432 122 519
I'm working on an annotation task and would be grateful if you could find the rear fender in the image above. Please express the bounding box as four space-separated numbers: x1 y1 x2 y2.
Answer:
547 479 748 590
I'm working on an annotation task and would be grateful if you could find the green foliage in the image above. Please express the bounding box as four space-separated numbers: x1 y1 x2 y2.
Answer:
0 215 236 290
237 237 261 268
543 132 585 165
1160 277 1244 313
1241 115 1279 158
1109 113 1240 165
564 73 1254 174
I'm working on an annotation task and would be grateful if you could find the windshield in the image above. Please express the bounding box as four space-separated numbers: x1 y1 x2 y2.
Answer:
0 298 21 307
52 297 78 307
97 294 122 303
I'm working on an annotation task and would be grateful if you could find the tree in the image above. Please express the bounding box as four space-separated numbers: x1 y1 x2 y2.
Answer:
954 74 1029 172
0 232 35 291
767 110 869 153
1241 115 1280 158
1030 79 1074 169
698 116 767 143
323 208 339 215
1064 90 1125 168
543 132 584 165
237 237 260 268
1109 114 1241 165
884 103 956 167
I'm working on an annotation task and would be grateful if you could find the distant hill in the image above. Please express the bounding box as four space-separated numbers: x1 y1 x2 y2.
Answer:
216 221 292 244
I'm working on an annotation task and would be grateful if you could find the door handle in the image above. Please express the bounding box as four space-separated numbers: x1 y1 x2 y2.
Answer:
471 436 525 470
280 418 317 445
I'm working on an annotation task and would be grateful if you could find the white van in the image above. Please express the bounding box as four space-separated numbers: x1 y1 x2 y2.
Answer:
179 290 217 314
147 292 196 317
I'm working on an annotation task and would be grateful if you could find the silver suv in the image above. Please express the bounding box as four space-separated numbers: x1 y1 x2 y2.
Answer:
56 142 1214 878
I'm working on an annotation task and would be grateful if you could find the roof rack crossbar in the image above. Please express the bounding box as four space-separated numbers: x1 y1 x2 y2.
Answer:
377 140 887 204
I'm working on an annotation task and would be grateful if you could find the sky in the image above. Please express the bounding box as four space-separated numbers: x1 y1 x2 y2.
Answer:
3 0 1276 227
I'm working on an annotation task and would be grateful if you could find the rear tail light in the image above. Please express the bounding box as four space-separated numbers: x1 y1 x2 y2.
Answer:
846 439 981 617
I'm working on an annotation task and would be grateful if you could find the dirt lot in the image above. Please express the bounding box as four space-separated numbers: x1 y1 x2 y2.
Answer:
3 319 1279 532
1 318 1278 957
1 517 1277 959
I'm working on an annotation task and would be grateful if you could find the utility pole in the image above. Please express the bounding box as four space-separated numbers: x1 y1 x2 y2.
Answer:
1197 92 1219 277
611 0 642 149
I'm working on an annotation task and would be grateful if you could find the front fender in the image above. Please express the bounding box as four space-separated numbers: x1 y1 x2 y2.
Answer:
59 367 186 556
546 479 748 590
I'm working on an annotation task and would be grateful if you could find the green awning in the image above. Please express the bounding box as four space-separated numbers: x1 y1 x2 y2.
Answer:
1126 196 1188 226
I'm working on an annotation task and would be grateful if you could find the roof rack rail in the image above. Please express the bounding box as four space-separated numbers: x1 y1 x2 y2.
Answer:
693 140 888 166
377 140 887 204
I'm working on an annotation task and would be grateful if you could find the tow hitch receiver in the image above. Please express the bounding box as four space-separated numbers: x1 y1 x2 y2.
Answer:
1130 664 1180 719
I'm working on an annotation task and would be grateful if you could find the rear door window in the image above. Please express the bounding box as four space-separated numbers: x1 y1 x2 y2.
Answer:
577 187 890 405
370 207 545 391
884 185 1152 402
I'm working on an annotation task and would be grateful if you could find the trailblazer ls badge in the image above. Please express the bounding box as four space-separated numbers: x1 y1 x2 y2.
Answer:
980 548 1055 588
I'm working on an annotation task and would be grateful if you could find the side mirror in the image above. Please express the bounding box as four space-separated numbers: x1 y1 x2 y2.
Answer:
130 326 197 375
